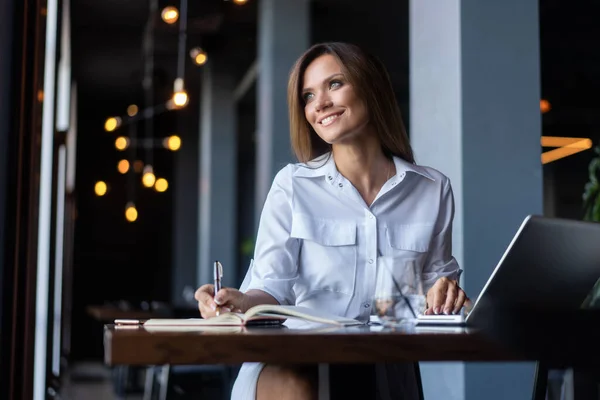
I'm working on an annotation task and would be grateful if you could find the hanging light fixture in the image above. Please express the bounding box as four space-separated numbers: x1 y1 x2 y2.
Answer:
94 181 108 196
115 136 130 151
161 6 179 24
172 78 189 108
163 135 181 151
154 178 169 192
171 0 189 108
190 47 207 66
540 99 551 114
125 202 138 222
104 117 122 132
142 165 156 187
100 0 191 221
117 159 130 174
127 104 139 117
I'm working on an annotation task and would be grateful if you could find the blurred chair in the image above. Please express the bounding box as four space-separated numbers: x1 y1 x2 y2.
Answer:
143 364 234 400
144 363 422 399
546 369 569 400
414 362 424 400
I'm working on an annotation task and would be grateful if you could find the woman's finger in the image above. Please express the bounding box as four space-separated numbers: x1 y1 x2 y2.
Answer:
425 291 434 314
432 283 446 314
426 285 440 314
198 300 216 319
215 288 244 310
194 284 214 303
443 282 457 314
453 289 466 314
195 284 216 309
195 284 219 316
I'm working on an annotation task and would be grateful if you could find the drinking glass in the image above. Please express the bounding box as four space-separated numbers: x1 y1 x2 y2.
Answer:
372 258 427 325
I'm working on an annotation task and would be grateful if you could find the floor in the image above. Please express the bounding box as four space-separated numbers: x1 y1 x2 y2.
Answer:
59 361 586 400
60 361 143 400
59 361 232 400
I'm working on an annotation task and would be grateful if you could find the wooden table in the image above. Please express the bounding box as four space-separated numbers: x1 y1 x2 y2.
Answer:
104 323 534 400
104 323 524 366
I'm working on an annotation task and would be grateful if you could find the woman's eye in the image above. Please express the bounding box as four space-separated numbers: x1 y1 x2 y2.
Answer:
330 80 342 89
303 93 314 102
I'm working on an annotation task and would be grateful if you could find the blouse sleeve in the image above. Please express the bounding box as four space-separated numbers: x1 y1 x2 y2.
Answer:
421 176 463 292
239 165 299 305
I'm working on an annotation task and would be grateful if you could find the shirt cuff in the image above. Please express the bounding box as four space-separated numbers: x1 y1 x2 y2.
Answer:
243 283 293 306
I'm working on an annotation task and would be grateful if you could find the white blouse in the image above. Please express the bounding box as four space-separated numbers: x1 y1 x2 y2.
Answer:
239 152 461 323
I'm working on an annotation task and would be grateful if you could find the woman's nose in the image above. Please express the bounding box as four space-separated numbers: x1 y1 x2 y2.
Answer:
314 93 332 112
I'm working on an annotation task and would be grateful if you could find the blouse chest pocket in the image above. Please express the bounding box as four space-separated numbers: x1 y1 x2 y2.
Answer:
290 214 357 295
384 223 434 259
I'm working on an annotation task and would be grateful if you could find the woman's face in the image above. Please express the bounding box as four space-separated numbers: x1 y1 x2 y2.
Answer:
302 54 369 145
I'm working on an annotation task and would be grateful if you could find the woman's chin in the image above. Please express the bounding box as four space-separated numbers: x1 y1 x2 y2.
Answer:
323 131 367 147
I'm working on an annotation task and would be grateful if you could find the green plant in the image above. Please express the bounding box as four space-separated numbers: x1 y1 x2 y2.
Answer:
582 145 600 222
580 147 600 308
581 278 600 308
240 237 255 258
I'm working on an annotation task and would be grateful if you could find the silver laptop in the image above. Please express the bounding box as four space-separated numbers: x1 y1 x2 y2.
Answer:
417 215 600 326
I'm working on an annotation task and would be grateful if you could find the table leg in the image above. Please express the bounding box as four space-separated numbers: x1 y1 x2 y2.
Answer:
532 361 548 400
143 367 155 400
158 365 170 400
112 365 129 399
318 363 330 400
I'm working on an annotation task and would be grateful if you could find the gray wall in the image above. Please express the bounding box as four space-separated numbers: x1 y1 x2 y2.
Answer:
461 2 542 396
410 1 542 399
255 0 309 223
171 95 200 306
460 0 543 298
198 61 238 288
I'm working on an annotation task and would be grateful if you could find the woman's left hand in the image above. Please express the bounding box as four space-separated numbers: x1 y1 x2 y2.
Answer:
425 277 472 315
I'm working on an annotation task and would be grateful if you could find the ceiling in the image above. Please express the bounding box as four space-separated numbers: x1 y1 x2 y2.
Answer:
71 0 258 104
70 0 600 114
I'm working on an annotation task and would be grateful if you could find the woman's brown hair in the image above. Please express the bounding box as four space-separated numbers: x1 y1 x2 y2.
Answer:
287 42 415 164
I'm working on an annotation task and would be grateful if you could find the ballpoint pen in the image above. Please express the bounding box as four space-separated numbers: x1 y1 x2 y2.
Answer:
214 260 223 316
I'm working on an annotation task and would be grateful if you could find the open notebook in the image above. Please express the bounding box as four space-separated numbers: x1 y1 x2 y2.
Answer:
143 305 363 328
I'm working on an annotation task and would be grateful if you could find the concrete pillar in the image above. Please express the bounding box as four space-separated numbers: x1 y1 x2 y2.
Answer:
255 0 309 223
410 1 542 399
198 60 237 288
171 96 200 306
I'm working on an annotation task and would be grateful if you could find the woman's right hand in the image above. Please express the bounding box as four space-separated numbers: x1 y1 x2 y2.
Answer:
194 284 249 319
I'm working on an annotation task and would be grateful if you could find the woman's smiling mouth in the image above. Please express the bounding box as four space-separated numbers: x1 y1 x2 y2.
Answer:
319 111 344 127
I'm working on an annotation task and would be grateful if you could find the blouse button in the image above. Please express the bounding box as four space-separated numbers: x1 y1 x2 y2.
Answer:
338 183 343 188
368 259 374 264
327 175 332 180
363 303 370 309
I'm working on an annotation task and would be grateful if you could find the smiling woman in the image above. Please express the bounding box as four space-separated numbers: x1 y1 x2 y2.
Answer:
193 41 469 400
